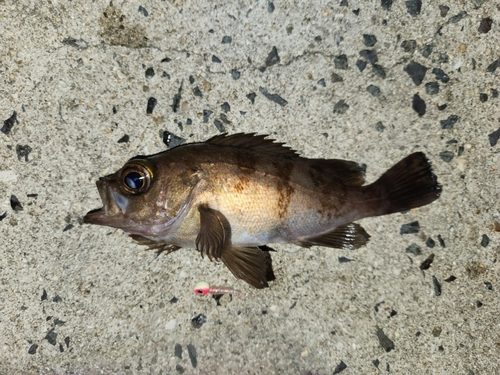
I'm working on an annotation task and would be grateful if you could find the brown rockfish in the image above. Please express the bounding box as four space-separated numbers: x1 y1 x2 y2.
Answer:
84 133 441 288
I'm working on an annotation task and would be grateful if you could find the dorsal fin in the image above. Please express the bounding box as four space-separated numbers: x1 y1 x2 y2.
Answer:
206 133 301 159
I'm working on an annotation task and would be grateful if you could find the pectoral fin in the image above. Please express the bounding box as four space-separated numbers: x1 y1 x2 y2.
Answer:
297 223 370 250
221 247 270 289
196 204 230 261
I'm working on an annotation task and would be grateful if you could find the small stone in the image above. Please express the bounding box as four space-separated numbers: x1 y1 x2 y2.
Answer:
449 11 467 24
28 344 38 355
363 34 377 47
375 121 385 132
0 212 6 221
145 67 155 78
405 0 422 16
479 93 488 103
425 82 439 95
187 344 197 368
10 195 23 211
175 343 182 358
162 131 185 148
16 145 32 162
437 104 447 111
476 300 483 308
484 281 493 290
432 275 441 296
45 329 57 346
332 361 348 374
367 85 381 97
259 87 288 106
373 359 380 368
317 78 326 87
331 72 343 82
176 365 185 374
406 243 422 255
221 36 232 44
486 59 500 73
491 89 499 98
372 64 386 79
422 44 433 58
214 119 225 133
147 97 157 114
286 24 293 35
439 151 454 162
480 234 490 247
412 94 426 117
426 237 435 248
440 115 459 129
334 54 348 70
420 253 435 270
221 102 230 112
1 111 18 135
203 110 213 123
231 70 241 80
489 127 500 146
401 40 417 53
359 49 378 64
356 60 367 72
246 93 256 104
53 295 62 303
138 6 148 16
63 224 74 232
333 100 349 114
188 75 195 84
432 326 442 337
437 235 445 247
41 289 47 301
268 1 275 13
381 0 392 10
376 328 395 352
117 134 129 143
191 314 207 329
458 43 467 53
212 55 221 63
338 256 354 263
193 87 202 97
400 221 420 234
478 17 493 33
439 5 449 17
404 61 427 85
432 68 450 83
444 275 457 282
265 46 280 67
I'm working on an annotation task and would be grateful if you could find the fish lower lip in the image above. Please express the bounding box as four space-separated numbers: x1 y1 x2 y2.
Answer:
83 208 104 224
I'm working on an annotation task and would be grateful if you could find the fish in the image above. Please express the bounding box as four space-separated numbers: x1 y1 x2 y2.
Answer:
84 133 442 288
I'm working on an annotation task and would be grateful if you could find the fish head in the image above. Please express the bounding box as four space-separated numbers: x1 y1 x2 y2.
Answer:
84 157 174 234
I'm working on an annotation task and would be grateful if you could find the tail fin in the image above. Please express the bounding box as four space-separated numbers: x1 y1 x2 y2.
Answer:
369 152 441 216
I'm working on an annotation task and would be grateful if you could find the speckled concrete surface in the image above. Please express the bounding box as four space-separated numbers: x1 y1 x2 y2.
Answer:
1 1 499 374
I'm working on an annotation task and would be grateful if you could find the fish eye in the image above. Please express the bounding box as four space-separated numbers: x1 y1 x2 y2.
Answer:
120 162 153 194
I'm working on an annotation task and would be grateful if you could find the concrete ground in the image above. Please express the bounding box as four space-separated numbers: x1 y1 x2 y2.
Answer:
1 0 499 374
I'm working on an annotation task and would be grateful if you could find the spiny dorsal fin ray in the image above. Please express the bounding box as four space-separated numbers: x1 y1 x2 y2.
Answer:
206 133 301 159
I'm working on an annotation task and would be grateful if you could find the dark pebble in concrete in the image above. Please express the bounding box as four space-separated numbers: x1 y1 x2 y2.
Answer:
373 359 380 368
367 85 381 97
437 235 445 247
191 314 207 329
440 115 458 129
172 84 182 113
0 212 6 221
420 253 435 270
400 221 420 234
425 82 439 95
219 113 231 124
265 46 280 67
317 78 326 87
334 54 348 69
489 127 500 146
247 92 256 104
203 110 213 123
53 295 62 302
162 131 185 148
376 328 395 352
492 89 499 98
338 256 354 263
422 44 433 58
484 281 493 290
41 289 47 301
375 121 385 132
406 243 422 255
231 69 240 80
145 67 154 78
401 40 417 53
476 300 483 308
405 0 421 16
221 36 232 44
1 111 18 135
437 104 447 111
10 195 23 211
45 329 57 346
170 296 178 303
28 344 38 355
331 72 343 82
404 62 427 85
214 119 225 133
381 0 392 10
193 87 202 97
63 224 74 232
268 1 275 13
426 237 435 248
138 6 148 16
432 275 441 296
147 97 157 114
333 100 349 114
478 17 493 33
448 11 467 24
372 64 386 78
340 0 348 6
471 0 487 8
332 361 348 374
363 34 377 47
439 5 449 17
359 49 378 64
439 151 454 162
444 275 456 282
259 87 288 106
212 55 221 63
412 94 426 116
481 234 490 247
187 344 197 368
162 72 170 79
486 59 500 73
221 102 230 112
175 343 182 358
356 59 367 72
189 75 195 84
16 145 32 162
161 57 171 63
432 68 450 83
117 134 129 143
479 93 488 102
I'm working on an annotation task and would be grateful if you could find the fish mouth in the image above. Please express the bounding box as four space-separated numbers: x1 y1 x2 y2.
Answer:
83 178 123 226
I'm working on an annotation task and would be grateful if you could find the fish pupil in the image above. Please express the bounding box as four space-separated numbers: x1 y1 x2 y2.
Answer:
124 172 144 190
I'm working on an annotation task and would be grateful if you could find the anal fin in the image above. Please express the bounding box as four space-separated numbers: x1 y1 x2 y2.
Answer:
129 234 181 255
221 247 271 289
297 223 370 250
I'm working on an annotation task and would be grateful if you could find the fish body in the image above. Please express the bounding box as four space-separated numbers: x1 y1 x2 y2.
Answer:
84 133 441 288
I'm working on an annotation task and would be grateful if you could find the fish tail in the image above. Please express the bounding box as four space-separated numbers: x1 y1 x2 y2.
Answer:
368 152 442 216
